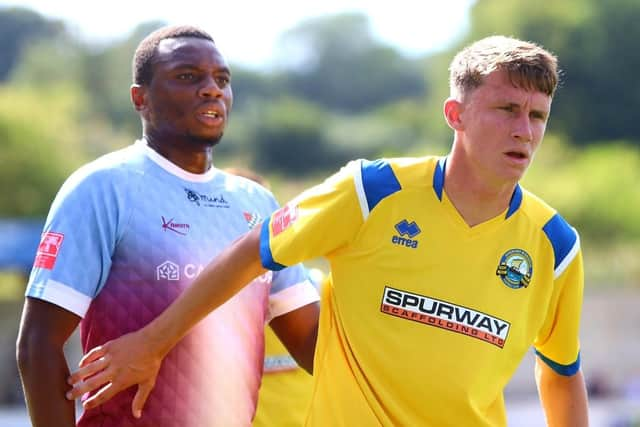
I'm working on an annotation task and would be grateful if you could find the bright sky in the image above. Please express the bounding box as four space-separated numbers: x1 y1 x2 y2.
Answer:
3 0 475 69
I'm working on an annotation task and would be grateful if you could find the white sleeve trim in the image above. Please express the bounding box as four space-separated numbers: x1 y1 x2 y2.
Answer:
554 231 580 279
267 280 319 323
26 279 92 318
352 161 370 221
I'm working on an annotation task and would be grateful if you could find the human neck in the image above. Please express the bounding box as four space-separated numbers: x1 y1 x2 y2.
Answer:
144 135 214 174
443 155 517 228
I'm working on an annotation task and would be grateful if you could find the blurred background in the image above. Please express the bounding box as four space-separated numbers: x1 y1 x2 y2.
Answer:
0 0 638 425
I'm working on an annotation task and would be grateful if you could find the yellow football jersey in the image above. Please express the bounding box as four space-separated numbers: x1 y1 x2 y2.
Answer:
259 156 584 427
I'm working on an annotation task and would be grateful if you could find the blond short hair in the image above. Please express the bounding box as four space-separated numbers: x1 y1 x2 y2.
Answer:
449 35 559 100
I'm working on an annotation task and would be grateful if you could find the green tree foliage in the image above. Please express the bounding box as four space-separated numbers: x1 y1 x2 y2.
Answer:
554 0 640 144
10 35 137 157
0 85 89 216
77 21 166 136
249 98 358 175
0 7 65 81
275 13 427 112
9 36 84 87
229 67 286 111
525 139 640 242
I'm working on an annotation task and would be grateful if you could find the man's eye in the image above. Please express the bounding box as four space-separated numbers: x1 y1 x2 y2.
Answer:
216 76 230 87
177 73 195 81
499 105 514 112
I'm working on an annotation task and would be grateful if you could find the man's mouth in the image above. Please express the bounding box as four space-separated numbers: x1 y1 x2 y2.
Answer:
202 110 221 119
196 108 225 127
505 151 528 159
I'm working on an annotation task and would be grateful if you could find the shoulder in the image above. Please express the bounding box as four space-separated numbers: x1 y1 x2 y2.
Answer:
53 144 144 206
67 144 144 186
352 156 439 177
220 171 273 196
219 170 278 205
520 189 576 231
521 189 580 271
347 156 440 208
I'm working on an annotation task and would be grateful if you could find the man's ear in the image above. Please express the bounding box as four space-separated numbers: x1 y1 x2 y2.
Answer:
443 97 464 131
131 84 146 112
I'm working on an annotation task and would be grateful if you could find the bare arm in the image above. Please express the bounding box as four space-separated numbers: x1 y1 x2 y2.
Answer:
16 297 81 427
270 301 320 374
67 226 268 414
535 356 589 427
145 225 268 355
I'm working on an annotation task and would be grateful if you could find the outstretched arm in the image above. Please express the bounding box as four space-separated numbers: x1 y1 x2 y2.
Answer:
535 356 589 427
17 297 81 427
67 226 269 415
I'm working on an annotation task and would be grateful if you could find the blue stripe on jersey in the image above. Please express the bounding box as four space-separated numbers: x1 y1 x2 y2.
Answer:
260 217 286 271
505 185 523 219
535 350 581 376
432 157 446 201
542 214 577 270
361 159 401 211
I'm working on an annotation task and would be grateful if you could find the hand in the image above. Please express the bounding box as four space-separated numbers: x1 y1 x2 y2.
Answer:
66 331 162 419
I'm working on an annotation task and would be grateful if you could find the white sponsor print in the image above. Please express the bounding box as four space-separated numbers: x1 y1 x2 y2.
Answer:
156 261 180 281
156 261 204 281
156 261 271 284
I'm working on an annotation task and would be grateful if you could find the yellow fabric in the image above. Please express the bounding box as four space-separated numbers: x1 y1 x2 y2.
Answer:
263 156 584 426
253 327 314 427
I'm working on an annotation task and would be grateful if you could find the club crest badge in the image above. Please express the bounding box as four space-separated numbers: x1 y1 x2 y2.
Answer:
496 249 533 289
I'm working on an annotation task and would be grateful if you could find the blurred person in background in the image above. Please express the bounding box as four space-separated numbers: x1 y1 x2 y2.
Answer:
16 25 319 427
67 35 589 426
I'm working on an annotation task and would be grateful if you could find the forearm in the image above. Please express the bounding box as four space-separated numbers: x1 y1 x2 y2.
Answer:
145 228 266 356
17 298 80 427
536 360 589 426
17 344 76 427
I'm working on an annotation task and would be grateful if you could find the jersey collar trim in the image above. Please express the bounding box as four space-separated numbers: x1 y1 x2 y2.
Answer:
432 155 523 219
505 185 523 219
433 156 446 201
136 139 218 183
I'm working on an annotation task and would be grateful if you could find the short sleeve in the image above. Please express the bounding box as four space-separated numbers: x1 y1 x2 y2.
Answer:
25 167 128 317
266 265 320 322
260 160 366 270
534 223 584 376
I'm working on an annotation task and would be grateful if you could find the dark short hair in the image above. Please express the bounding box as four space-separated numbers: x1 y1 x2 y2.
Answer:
449 35 559 99
132 25 215 85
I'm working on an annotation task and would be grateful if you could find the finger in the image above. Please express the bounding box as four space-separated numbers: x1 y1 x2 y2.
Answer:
66 368 113 400
79 345 108 367
132 380 155 419
68 355 110 385
82 382 118 410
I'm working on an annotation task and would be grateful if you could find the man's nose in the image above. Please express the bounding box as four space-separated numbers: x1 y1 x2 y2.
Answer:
512 114 533 142
198 76 223 98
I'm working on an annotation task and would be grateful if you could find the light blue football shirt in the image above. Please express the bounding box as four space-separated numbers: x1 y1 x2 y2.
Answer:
26 140 319 427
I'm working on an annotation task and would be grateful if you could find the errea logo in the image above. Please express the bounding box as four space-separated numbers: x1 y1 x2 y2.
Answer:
391 219 420 249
